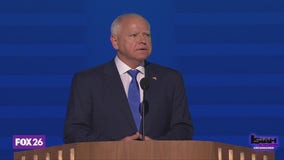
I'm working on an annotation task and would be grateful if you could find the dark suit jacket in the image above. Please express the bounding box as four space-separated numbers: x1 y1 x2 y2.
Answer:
64 60 194 143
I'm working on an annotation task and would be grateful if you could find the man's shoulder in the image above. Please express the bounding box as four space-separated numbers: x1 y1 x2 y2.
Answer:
73 61 114 78
146 62 185 87
146 62 182 77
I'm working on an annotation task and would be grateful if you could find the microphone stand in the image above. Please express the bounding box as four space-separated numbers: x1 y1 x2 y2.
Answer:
141 90 146 141
140 77 149 141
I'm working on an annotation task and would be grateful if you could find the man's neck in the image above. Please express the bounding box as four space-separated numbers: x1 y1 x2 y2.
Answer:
117 55 144 69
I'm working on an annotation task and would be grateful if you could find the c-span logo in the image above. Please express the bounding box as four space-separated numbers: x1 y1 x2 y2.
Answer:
13 135 46 149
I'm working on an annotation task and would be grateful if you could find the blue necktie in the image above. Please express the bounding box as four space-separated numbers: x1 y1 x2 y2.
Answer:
127 69 141 131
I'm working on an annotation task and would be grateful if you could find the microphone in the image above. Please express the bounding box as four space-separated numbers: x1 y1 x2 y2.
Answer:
140 77 150 90
140 77 150 141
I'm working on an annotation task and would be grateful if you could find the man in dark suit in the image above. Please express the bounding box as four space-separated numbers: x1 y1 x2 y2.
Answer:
64 13 194 143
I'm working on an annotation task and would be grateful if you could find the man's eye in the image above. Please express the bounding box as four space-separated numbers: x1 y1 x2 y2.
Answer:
145 33 151 37
129 34 137 37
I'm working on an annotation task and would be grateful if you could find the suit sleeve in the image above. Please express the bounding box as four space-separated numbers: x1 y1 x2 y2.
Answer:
157 72 194 140
63 73 112 143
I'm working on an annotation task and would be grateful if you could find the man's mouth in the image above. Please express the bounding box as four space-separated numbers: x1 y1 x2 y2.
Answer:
137 48 148 51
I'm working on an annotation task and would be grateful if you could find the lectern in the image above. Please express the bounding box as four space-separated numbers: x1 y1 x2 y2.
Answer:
14 140 274 160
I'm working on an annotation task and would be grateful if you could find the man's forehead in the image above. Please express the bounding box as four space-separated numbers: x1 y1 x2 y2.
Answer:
120 23 150 33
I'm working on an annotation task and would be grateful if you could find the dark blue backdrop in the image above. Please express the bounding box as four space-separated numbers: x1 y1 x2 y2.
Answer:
1 0 283 159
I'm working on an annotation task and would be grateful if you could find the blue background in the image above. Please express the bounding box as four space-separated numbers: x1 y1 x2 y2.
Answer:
0 0 283 159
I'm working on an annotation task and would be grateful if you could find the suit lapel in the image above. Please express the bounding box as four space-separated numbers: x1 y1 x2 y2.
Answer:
145 62 160 95
144 62 161 132
103 60 137 130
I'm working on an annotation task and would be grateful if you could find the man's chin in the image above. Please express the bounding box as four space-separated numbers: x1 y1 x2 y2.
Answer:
136 52 151 59
136 55 150 61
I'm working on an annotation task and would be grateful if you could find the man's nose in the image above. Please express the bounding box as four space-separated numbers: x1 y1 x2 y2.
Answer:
137 34 147 43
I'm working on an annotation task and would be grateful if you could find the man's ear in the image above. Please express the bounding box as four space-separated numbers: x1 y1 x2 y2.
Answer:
110 35 119 50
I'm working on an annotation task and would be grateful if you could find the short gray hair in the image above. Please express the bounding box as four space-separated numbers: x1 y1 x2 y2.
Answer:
110 13 151 35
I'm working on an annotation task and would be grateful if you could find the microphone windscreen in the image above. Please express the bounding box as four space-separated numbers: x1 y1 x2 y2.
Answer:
140 77 150 90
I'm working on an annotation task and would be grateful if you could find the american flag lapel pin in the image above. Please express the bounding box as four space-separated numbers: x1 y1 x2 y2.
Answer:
152 76 157 80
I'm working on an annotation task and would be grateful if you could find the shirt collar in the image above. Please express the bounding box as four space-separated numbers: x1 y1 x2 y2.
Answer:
114 56 145 75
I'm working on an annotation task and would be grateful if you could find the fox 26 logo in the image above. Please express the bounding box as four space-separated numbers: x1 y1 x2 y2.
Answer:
13 135 46 149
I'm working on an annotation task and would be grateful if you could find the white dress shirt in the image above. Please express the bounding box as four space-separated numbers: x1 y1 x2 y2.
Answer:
114 56 145 102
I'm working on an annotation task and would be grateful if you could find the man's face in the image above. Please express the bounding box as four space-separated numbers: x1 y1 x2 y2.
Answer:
111 16 152 66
